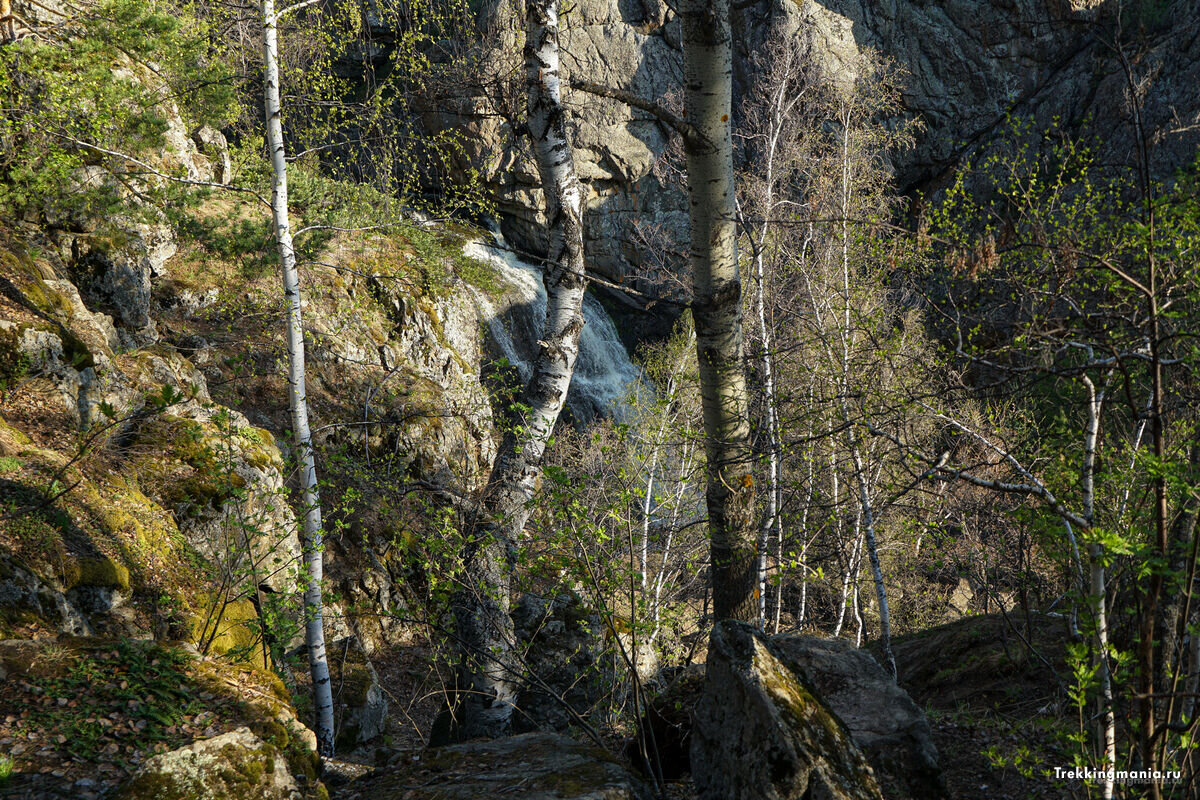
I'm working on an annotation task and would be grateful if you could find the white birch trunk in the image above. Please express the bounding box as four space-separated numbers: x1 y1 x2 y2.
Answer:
748 79 789 630
450 0 589 740
832 107 895 675
1082 374 1116 799
848 436 896 677
681 0 756 622
261 0 334 757
796 427 816 629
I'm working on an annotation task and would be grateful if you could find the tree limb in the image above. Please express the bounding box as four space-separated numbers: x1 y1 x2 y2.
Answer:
570 79 700 144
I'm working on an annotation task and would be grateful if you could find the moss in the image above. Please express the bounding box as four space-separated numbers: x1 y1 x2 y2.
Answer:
0 415 32 448
189 596 268 664
0 249 73 320
755 639 881 796
116 739 283 800
63 554 131 591
77 477 181 573
238 427 281 471
131 415 250 514
533 757 623 794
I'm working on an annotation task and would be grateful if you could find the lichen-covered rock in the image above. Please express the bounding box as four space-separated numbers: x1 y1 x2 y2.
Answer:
191 125 233 185
691 620 882 800
347 732 652 800
0 549 92 636
114 727 301 800
771 635 948 800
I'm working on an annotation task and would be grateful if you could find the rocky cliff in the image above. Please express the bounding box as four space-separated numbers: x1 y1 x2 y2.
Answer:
440 0 1200 314
0 65 510 791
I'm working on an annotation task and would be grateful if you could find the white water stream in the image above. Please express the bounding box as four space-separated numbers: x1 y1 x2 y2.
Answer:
462 233 644 420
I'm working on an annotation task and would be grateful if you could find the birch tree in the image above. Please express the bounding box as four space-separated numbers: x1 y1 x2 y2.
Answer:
680 0 756 622
448 0 590 739
261 0 334 757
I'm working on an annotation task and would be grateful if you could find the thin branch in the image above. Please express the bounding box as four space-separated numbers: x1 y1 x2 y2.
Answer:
50 134 271 207
274 0 322 21
569 79 700 144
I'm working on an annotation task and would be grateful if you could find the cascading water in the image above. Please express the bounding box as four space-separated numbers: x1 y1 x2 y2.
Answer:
462 232 644 421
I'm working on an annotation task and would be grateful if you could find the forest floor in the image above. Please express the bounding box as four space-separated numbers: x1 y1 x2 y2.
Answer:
326 612 1074 800
888 612 1075 800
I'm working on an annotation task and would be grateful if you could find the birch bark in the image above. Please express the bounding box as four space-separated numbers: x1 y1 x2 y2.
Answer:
261 0 334 757
449 0 589 739
681 0 756 622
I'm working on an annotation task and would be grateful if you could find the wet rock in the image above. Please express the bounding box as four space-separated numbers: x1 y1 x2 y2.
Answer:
691 620 882 800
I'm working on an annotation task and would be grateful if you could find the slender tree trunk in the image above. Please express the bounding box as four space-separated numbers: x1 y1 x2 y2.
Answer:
796 425 816 629
262 0 334 757
829 110 894 674
848 438 896 677
449 0 589 740
1080 374 1115 799
681 0 755 623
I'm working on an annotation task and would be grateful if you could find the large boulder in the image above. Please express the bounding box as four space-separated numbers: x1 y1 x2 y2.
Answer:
346 732 653 800
691 621 882 800
772 635 948 799
510 592 609 734
114 727 302 800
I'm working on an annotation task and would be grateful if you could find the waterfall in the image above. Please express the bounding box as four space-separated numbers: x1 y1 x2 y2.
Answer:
462 233 644 421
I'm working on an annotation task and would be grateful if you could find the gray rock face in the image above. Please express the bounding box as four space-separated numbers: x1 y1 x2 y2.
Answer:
114 727 301 800
329 637 390 748
777 0 1200 191
510 592 609 734
348 732 652 800
0 551 91 637
691 620 882 800
191 125 233 185
437 0 1199 304
771 635 947 800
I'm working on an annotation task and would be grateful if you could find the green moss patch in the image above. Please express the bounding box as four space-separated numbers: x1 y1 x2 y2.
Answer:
0 638 321 797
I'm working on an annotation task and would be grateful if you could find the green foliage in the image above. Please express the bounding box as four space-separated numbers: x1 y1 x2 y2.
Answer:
28 640 203 762
0 0 236 219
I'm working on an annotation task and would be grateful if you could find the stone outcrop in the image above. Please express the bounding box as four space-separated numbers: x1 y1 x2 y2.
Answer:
509 592 609 733
632 631 945 797
346 732 653 800
771 635 947 799
114 728 302 800
691 621 882 800
329 636 390 749
433 0 1200 311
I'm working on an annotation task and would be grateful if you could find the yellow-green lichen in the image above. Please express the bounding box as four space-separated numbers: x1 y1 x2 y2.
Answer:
189 595 268 665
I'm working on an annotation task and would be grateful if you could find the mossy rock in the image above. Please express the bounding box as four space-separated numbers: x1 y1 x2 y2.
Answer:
189 596 268 665
114 727 301 800
62 554 131 591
